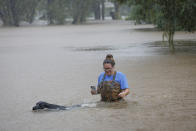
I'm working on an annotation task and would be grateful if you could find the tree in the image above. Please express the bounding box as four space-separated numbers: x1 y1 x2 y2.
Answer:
23 0 39 24
46 0 70 25
0 0 22 26
91 0 105 20
155 0 196 51
92 0 101 20
101 0 105 20
110 0 121 19
71 0 91 24
118 0 196 52
121 0 154 24
0 0 39 26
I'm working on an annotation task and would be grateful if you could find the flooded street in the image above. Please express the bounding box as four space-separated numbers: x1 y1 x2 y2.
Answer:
0 21 196 131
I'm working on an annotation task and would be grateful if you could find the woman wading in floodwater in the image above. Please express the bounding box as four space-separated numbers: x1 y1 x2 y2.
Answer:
91 54 130 101
32 54 130 111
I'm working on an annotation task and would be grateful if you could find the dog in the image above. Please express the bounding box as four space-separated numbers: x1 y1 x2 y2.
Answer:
32 101 67 110
32 101 82 111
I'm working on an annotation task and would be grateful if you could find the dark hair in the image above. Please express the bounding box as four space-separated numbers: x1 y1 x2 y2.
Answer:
103 54 115 67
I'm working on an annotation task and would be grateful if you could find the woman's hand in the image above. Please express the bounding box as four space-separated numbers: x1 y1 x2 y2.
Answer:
118 92 126 98
118 88 130 98
91 90 97 95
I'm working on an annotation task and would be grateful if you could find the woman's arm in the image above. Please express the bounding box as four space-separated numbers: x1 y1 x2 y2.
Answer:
118 88 130 98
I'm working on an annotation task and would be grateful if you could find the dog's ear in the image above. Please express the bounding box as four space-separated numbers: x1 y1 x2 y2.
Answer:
36 102 41 105
34 102 45 109
36 101 44 105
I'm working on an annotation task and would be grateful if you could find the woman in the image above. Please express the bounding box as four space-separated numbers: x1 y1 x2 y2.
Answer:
91 54 130 102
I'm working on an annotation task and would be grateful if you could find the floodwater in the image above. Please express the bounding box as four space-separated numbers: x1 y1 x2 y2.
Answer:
0 21 196 131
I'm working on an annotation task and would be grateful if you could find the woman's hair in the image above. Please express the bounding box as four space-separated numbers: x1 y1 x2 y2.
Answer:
103 54 115 67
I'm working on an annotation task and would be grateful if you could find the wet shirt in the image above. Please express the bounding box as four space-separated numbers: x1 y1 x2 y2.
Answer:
98 72 129 90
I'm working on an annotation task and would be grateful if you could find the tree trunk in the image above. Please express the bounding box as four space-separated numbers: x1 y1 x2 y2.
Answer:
168 30 175 52
28 8 35 24
72 0 90 24
72 0 82 24
47 0 54 25
27 1 37 24
101 0 105 20
94 1 101 20
114 1 120 20
1 0 13 26
0 0 19 26
10 0 19 26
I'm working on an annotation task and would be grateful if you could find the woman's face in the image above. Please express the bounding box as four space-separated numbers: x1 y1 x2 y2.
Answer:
103 63 114 76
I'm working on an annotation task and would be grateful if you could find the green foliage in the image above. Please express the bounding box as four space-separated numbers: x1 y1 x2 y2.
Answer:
23 0 39 23
118 0 196 52
46 0 70 25
125 0 155 24
109 0 121 19
0 0 92 25
177 0 196 31
151 4 164 29
91 0 101 20
128 5 144 23
71 0 92 24
0 0 39 26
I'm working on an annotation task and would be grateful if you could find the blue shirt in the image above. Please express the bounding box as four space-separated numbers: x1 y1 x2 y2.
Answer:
98 72 129 90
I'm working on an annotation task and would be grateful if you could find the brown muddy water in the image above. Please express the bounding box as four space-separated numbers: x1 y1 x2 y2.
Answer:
0 21 196 131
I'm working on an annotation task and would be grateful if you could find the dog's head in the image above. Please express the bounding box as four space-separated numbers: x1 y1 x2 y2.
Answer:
32 101 47 110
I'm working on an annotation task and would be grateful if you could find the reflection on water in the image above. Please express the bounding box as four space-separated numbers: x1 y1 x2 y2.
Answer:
74 46 115 51
69 40 196 56
96 99 128 109
148 40 196 47
146 40 196 55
